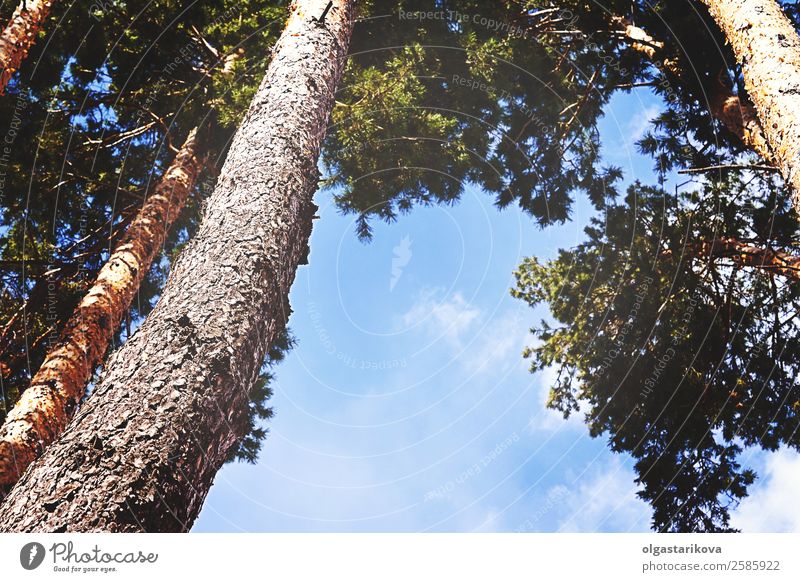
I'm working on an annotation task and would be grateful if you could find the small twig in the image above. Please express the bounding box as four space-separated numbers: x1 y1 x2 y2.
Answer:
557 70 598 145
611 82 658 90
678 164 779 175
317 1 333 23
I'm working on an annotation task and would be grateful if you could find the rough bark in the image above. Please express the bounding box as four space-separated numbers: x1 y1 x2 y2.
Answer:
0 1 55 94
700 0 800 210
707 75 772 161
0 129 206 490
613 16 772 161
612 17 674 65
0 0 355 532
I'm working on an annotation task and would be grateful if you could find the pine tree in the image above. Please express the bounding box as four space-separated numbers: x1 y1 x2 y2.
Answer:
0 128 207 489
0 0 356 532
699 0 800 208
0 1 55 94
512 175 800 531
321 0 800 531
0 0 289 464
504 0 800 531
1 0 798 534
609 14 770 161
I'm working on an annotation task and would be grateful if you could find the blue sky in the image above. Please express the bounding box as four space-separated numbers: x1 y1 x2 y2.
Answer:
193 89 800 533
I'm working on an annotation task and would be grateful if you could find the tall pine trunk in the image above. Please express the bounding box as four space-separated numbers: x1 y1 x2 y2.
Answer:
0 0 355 532
0 128 206 490
0 1 55 94
613 16 771 161
700 0 800 207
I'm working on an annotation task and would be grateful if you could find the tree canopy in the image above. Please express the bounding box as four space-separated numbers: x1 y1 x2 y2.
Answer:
0 0 289 461
322 0 800 530
513 175 800 531
1 0 800 529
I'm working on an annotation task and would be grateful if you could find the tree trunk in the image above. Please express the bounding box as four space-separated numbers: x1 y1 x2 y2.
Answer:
0 1 55 94
0 0 355 532
0 128 206 491
700 0 800 209
707 77 771 162
613 16 771 161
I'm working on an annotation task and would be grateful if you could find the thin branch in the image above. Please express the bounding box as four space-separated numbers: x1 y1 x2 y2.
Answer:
678 164 779 175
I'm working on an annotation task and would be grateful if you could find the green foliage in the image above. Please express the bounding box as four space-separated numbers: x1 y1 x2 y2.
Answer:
325 0 800 529
503 0 800 531
3 0 800 529
325 0 626 239
513 177 800 531
0 1 290 460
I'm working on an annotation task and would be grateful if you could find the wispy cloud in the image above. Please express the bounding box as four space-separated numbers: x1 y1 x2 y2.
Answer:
400 288 481 349
555 457 650 532
603 103 661 162
461 306 531 376
390 235 413 292
732 448 800 532
625 105 661 148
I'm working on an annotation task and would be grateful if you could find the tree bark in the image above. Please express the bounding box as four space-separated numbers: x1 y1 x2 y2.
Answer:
0 0 355 532
0 1 55 94
699 0 800 209
613 16 772 161
707 77 772 162
0 128 206 490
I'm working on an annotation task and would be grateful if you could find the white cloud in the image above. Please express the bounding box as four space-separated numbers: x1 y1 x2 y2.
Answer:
471 509 503 533
603 104 661 162
400 288 481 349
555 457 650 532
460 306 531 376
625 105 661 148
731 448 800 532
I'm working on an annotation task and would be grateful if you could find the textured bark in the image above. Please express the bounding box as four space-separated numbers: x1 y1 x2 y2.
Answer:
0 129 206 490
0 0 354 532
612 17 672 64
707 76 772 161
700 0 800 209
614 16 771 161
0 1 55 94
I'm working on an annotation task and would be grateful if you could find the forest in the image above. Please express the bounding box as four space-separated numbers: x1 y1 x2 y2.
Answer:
0 0 799 533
